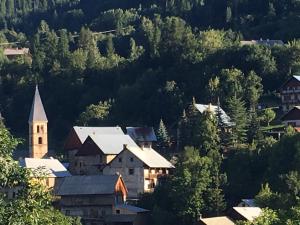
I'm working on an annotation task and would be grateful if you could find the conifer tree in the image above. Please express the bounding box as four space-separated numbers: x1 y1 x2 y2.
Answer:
227 96 248 147
157 118 170 150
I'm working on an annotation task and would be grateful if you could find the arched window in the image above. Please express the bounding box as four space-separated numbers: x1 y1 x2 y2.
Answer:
38 137 43 144
41 125 44 133
37 126 40 133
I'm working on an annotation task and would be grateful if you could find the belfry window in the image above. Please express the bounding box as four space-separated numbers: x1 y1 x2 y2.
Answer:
38 137 43 144
37 126 40 133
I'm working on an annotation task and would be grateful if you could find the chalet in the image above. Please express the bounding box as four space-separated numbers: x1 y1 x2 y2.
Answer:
103 145 174 199
194 103 233 127
56 175 128 224
281 106 300 129
69 134 139 175
197 216 235 225
3 48 30 60
229 207 262 222
19 157 71 190
280 75 300 112
64 126 124 162
126 127 157 149
240 39 284 47
238 199 256 207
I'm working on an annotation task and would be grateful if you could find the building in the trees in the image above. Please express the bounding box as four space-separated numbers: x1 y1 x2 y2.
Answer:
194 103 233 127
29 85 48 159
197 216 235 225
126 127 157 149
64 126 124 162
19 157 71 190
103 144 174 199
229 207 262 222
4 48 30 60
237 199 256 207
69 134 139 175
280 75 300 112
240 39 284 47
56 175 132 224
281 106 300 130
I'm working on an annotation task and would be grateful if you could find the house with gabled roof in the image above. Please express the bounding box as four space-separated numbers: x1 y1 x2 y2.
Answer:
103 144 174 199
19 157 71 190
64 126 124 162
197 216 235 225
229 207 262 222
280 75 300 112
281 106 300 131
69 134 139 175
126 127 157 149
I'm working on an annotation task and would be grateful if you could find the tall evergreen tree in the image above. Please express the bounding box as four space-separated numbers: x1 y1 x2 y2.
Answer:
227 96 248 147
157 118 170 150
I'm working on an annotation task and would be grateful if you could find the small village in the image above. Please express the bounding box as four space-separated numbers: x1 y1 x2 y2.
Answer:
1 71 298 225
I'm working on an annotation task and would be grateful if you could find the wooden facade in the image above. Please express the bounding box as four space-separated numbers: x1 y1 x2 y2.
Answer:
281 106 300 127
280 76 300 112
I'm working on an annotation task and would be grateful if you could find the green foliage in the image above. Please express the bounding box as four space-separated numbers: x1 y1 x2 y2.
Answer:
157 119 170 150
262 108 276 126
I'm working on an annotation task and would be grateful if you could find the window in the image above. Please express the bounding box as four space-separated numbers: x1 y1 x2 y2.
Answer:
41 125 44 133
130 157 134 162
118 157 122 163
38 137 43 144
116 210 120 214
65 210 70 216
37 125 40 133
129 168 134 175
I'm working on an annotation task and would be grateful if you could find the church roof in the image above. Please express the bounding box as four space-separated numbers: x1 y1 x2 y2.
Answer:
19 157 71 178
28 86 48 122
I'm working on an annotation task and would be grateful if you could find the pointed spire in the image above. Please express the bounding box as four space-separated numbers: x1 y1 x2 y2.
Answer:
28 85 48 122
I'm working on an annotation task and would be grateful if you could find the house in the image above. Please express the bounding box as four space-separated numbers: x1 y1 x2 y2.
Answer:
103 144 174 199
281 106 300 129
126 127 157 149
56 175 128 224
64 126 124 162
229 207 262 222
194 103 233 127
197 216 235 225
69 134 139 175
19 157 71 190
240 40 284 47
106 204 150 225
238 199 256 207
279 75 300 112
3 47 30 60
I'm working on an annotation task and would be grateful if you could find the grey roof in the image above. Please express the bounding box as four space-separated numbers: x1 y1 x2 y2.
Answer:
240 199 256 207
28 86 48 122
56 175 120 196
89 134 139 155
19 157 71 178
293 75 300 82
126 127 157 142
194 104 234 126
126 146 174 168
232 207 262 221
200 216 235 225
73 126 125 143
115 204 149 213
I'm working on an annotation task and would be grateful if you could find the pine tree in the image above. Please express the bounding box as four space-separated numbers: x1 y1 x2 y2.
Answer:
157 119 170 150
227 96 248 148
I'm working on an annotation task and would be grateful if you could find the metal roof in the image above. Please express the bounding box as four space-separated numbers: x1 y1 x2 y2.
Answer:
200 216 235 225
88 134 139 155
293 75 300 82
126 127 157 142
19 157 71 178
4 48 29 56
194 104 233 126
73 126 124 143
126 146 174 168
28 86 48 122
115 204 149 213
232 207 262 221
57 175 120 196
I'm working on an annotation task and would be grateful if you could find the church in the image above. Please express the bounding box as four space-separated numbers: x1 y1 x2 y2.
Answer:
19 85 71 189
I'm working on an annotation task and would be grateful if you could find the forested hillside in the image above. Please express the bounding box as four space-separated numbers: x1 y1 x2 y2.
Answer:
0 0 299 148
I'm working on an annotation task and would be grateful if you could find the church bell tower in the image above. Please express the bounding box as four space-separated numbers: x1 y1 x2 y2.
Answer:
28 85 48 158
